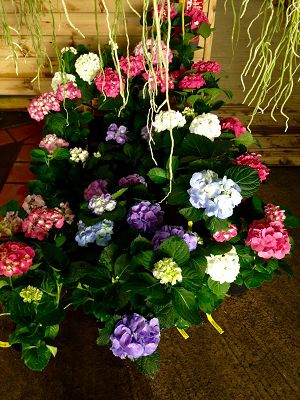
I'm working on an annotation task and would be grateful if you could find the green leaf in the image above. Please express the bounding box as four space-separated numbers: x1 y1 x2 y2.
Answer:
233 131 256 147
31 149 48 163
172 287 201 324
0 199 21 217
97 317 119 346
235 245 254 268
45 325 59 340
160 236 190 266
132 250 155 269
167 185 189 206
187 255 207 278
22 344 52 371
79 111 94 125
55 233 67 248
179 207 204 222
284 214 300 228
153 303 175 329
243 270 272 288
166 156 180 177
205 216 231 234
197 22 212 38
40 243 69 270
111 187 128 200
0 280 9 289
99 244 118 272
46 345 57 357
52 147 70 160
225 165 260 198
251 197 264 217
207 242 232 256
197 286 223 314
147 168 167 183
44 112 67 135
130 235 153 255
114 254 131 279
134 351 160 377
207 277 230 297
181 134 213 158
181 266 204 292
36 301 64 326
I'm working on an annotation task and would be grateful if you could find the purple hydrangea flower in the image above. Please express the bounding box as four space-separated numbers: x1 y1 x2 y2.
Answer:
141 126 149 140
110 313 160 359
84 179 109 201
118 174 146 187
152 225 197 251
106 123 128 145
88 194 117 216
75 219 114 247
127 201 164 233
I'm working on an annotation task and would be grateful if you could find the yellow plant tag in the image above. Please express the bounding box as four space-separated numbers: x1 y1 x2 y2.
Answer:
177 328 189 339
188 220 193 232
0 341 11 348
206 314 224 335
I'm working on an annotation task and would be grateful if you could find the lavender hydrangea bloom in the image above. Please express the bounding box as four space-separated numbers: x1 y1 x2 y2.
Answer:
84 179 108 201
75 219 114 247
88 194 117 215
152 225 197 251
141 126 149 140
127 201 164 233
118 174 146 187
106 123 128 145
110 313 160 359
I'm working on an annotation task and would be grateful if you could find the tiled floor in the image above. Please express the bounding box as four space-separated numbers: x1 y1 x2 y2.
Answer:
0 123 42 205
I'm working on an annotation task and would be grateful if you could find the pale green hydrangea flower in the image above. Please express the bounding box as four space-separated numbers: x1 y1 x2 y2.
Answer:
20 286 43 303
153 258 182 285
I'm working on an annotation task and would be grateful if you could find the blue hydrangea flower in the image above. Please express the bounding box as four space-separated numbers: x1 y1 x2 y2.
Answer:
75 219 114 247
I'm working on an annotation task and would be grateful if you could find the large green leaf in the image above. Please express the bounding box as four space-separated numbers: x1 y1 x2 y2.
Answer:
167 185 189 206
147 168 167 183
40 243 69 270
225 165 260 198
181 134 213 158
134 351 160 377
205 216 231 234
172 287 201 324
197 286 223 314
179 207 204 222
130 235 152 255
160 236 190 266
132 250 155 269
22 344 52 371
99 244 118 272
114 254 131 279
207 277 230 297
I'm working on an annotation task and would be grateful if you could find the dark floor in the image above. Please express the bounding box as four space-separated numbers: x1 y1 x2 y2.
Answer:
0 119 299 399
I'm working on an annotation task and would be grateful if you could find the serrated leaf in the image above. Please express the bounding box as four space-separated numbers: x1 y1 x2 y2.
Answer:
207 277 230 297
172 287 201 324
130 235 153 255
179 207 204 222
114 254 131 279
22 344 52 371
134 352 160 377
197 22 212 38
197 286 223 314
31 149 48 163
45 325 59 340
205 216 231 234
97 318 119 346
44 112 67 135
46 345 57 357
160 236 190 266
132 250 155 269
233 131 256 147
167 185 189 206
225 165 260 198
52 147 70 160
99 244 118 271
148 168 167 183
181 134 213 158
153 303 175 329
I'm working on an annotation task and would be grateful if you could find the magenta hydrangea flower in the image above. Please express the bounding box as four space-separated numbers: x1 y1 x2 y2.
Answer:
152 225 198 251
39 134 69 154
134 39 173 65
28 92 61 122
56 82 81 101
0 242 35 277
22 208 64 240
213 224 238 242
191 60 221 73
110 313 160 359
152 2 178 21
119 55 145 78
127 201 164 233
185 8 209 30
220 117 246 137
142 67 175 93
118 174 146 187
178 73 206 90
234 153 270 182
84 179 109 201
245 220 290 259
95 68 125 98
264 203 286 226
22 194 46 214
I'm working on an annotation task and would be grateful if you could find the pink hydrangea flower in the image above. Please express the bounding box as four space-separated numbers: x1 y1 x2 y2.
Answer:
142 68 175 93
245 220 290 259
56 82 81 101
119 55 145 78
133 39 173 65
84 179 109 201
56 202 75 225
178 73 205 90
22 208 64 240
264 203 286 226
192 60 221 73
0 242 35 277
0 212 22 239
235 153 270 182
220 117 246 137
95 68 125 98
185 8 209 30
39 134 69 154
152 2 178 21
213 224 238 242
22 194 46 214
28 92 61 122
169 67 187 81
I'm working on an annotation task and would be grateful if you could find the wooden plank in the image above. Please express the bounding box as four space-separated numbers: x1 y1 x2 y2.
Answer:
0 77 51 95
0 96 32 109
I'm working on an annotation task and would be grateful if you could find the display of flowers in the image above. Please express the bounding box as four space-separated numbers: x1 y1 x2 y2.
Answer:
0 0 299 378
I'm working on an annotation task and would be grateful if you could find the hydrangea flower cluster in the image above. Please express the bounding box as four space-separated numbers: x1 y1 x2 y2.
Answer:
70 147 89 163
51 71 77 92
22 208 64 240
75 52 101 83
192 60 221 73
185 8 209 30
152 110 186 132
22 194 46 214
75 219 114 247
152 225 198 251
56 82 82 101
88 194 117 216
105 123 128 144
205 247 240 284
39 134 69 154
189 113 221 141
245 220 290 259
264 203 286 225
110 314 160 359
61 46 77 55
178 73 205 90
188 170 242 219
153 2 178 21
0 242 35 277
20 286 43 303
213 224 238 242
235 153 270 182
153 258 183 285
220 117 246 137
127 201 164 233
142 67 175 93
95 68 125 98
119 55 145 78
28 92 61 122
84 179 109 201
56 202 74 225
0 212 22 239
118 174 146 187
134 39 173 65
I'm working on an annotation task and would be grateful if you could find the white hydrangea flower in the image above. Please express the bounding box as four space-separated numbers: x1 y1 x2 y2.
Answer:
152 110 186 133
61 46 78 55
205 247 240 284
153 258 182 285
51 72 77 92
70 147 89 163
189 113 221 141
75 52 101 84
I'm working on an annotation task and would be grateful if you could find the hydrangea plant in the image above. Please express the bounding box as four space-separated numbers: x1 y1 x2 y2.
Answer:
0 1 299 376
